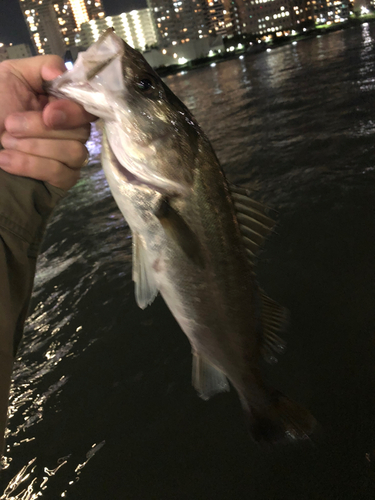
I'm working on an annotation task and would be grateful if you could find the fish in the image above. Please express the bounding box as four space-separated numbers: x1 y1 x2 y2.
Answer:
47 29 315 443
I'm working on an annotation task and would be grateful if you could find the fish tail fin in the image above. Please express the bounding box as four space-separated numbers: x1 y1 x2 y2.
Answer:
243 391 316 444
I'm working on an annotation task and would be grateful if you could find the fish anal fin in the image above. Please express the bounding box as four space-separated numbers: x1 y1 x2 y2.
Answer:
192 352 230 401
132 233 158 309
155 198 205 268
260 291 288 363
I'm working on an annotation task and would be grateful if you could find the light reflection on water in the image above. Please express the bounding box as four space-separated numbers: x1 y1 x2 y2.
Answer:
1 25 375 499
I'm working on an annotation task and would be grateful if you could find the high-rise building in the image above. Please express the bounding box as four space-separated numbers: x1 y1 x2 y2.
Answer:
226 0 294 36
147 0 208 47
19 0 106 55
222 0 244 36
204 0 227 36
77 9 158 51
314 0 350 24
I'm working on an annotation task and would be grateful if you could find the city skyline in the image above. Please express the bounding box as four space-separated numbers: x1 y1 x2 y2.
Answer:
0 0 147 47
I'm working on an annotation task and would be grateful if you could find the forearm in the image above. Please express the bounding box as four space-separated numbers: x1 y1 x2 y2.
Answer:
0 169 65 454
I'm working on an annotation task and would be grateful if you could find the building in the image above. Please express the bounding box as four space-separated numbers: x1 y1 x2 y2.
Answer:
6 43 33 59
147 0 209 47
290 0 313 27
77 9 158 51
241 0 294 35
18 0 106 55
313 0 350 25
0 43 32 62
0 45 8 63
144 35 225 67
205 0 227 36
222 0 244 36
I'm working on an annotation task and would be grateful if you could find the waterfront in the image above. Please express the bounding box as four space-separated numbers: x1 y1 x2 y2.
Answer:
1 24 375 499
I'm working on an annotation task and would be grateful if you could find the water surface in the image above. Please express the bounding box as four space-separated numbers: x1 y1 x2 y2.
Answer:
1 25 375 499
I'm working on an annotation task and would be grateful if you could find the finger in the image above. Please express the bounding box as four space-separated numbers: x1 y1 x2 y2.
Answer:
0 150 80 190
43 99 97 130
5 111 90 142
1 133 89 170
4 56 66 94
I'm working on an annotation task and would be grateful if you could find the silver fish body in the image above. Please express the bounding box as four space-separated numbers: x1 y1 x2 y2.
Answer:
49 30 315 442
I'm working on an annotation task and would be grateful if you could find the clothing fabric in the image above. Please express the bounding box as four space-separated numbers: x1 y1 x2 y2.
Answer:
0 170 65 455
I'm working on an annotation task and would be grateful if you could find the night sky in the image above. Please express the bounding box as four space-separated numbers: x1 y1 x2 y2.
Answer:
0 0 147 46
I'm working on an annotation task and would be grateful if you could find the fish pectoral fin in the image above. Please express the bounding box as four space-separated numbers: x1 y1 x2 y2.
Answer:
132 232 158 309
230 185 276 267
260 291 289 363
192 352 230 401
155 198 205 268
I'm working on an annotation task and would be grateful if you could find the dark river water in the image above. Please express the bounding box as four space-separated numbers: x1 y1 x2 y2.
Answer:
1 24 375 499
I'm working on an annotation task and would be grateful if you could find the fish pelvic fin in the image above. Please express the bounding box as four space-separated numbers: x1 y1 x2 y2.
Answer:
132 233 158 309
243 391 316 444
155 198 205 268
260 291 289 364
192 352 230 401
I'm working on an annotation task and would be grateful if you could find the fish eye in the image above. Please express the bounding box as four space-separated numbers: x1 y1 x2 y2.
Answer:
137 78 154 92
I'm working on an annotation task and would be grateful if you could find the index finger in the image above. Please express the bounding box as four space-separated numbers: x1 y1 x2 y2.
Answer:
43 99 97 130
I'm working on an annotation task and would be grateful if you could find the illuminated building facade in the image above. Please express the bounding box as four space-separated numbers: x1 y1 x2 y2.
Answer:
229 0 293 35
205 0 226 35
313 0 350 25
221 0 243 36
18 0 105 55
77 9 158 51
147 0 208 47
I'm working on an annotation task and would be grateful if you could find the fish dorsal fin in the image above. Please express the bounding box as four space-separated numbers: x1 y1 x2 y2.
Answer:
230 185 276 266
260 291 288 363
192 352 230 400
132 232 158 309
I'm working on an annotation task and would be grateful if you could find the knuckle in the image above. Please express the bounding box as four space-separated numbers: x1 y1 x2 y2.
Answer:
78 124 91 142
12 152 34 175
70 141 86 163
19 152 33 172
25 139 40 156
54 165 80 190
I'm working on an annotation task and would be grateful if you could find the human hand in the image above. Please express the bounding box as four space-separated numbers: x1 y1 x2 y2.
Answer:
0 56 96 190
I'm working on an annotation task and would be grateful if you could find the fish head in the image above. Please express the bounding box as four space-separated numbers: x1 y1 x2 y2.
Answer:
48 29 202 194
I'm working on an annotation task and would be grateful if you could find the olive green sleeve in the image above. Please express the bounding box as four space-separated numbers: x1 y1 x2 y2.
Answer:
0 169 66 455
